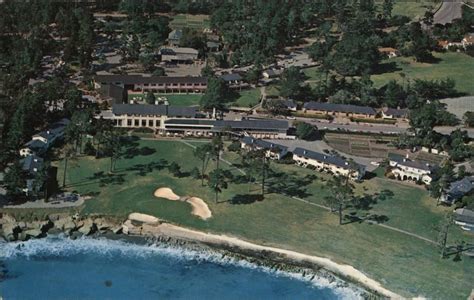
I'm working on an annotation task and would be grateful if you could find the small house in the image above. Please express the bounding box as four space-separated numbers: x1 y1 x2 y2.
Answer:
240 136 289 160
440 176 474 205
388 153 435 185
168 29 183 47
378 47 400 58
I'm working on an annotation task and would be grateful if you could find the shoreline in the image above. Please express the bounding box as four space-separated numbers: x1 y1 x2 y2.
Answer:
0 213 402 298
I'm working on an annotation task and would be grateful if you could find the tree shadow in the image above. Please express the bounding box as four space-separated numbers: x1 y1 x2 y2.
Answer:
229 194 264 205
371 62 402 75
266 171 315 198
120 136 156 159
123 159 168 176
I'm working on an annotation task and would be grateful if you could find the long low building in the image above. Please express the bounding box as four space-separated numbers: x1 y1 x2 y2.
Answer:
94 74 208 96
303 102 377 119
102 104 294 139
240 137 289 160
293 148 366 180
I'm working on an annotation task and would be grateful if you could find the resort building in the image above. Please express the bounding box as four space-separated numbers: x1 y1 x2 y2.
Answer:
440 176 474 205
303 102 377 119
101 104 294 139
388 153 435 185
220 73 247 89
454 208 474 232
240 137 289 160
292 148 366 180
20 119 70 157
94 75 208 95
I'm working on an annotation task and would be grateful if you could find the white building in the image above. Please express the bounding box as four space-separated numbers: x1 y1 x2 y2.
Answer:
292 148 366 180
388 153 434 185
454 208 474 232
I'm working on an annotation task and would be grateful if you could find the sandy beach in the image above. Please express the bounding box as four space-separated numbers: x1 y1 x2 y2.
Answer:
123 213 402 299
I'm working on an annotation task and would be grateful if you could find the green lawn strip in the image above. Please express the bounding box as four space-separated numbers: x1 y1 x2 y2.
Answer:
230 88 261 108
391 0 439 20
371 52 474 96
50 138 473 298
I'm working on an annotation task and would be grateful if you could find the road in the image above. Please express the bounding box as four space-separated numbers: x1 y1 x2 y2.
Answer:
434 0 464 25
294 118 474 138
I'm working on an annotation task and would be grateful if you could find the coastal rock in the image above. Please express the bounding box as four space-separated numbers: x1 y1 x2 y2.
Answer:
122 220 142 235
17 232 28 241
24 229 43 238
17 222 27 229
0 214 16 225
78 220 96 236
28 220 53 233
1 223 21 241
93 218 114 231
54 216 73 230
48 213 70 222
112 226 123 234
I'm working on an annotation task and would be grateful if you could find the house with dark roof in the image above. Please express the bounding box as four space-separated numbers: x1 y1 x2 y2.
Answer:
382 107 408 120
94 74 208 95
262 68 283 79
20 119 70 157
388 153 435 185
240 136 289 160
168 29 183 46
454 208 474 232
293 148 366 180
213 119 293 139
440 177 474 205
303 102 377 119
20 154 45 195
282 99 297 111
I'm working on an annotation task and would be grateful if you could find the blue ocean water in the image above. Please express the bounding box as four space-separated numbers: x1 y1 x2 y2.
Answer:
0 236 362 300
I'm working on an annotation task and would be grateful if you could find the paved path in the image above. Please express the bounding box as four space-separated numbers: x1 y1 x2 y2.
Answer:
434 0 464 25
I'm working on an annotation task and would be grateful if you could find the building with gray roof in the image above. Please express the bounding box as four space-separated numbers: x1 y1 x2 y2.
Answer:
441 176 474 205
241 136 289 160
303 102 377 118
388 153 435 185
293 147 366 180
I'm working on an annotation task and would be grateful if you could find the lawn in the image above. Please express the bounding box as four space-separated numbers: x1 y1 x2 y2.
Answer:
391 0 440 20
371 52 474 96
170 14 210 30
41 138 474 298
303 66 324 81
230 88 261 108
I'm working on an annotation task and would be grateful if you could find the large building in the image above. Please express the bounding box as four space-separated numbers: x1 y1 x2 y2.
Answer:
303 102 377 119
94 75 208 97
20 119 70 157
240 137 289 160
102 104 294 139
160 47 199 63
293 148 366 180
388 153 435 185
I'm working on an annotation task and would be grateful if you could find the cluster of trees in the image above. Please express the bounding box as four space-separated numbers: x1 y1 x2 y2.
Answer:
211 0 314 65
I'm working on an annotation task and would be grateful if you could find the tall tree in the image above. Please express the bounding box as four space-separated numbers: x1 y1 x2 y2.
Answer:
208 168 228 203
324 175 354 225
193 143 213 186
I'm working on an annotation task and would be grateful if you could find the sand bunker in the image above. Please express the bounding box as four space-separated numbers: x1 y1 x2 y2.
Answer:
154 187 180 201
153 187 212 220
186 197 212 220
128 213 160 224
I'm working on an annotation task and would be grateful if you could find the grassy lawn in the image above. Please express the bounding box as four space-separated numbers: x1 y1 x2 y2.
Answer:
303 66 324 81
391 0 440 20
170 14 210 30
371 52 474 96
26 138 474 299
230 88 261 108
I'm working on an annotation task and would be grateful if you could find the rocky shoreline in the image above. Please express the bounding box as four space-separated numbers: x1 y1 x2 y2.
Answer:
0 212 395 299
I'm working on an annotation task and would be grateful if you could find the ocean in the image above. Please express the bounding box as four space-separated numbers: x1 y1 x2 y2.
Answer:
0 236 362 300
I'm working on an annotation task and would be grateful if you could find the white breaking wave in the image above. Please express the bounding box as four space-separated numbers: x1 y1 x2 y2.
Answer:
0 236 364 300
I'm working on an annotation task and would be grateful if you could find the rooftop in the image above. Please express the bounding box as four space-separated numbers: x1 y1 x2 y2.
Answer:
304 102 377 115
94 75 208 85
220 73 243 82
455 208 474 224
383 107 408 118
446 177 474 197
293 147 364 171
214 119 289 132
21 155 44 174
112 104 197 118
388 153 434 172
241 136 288 153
